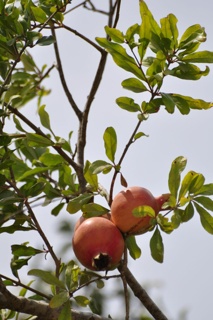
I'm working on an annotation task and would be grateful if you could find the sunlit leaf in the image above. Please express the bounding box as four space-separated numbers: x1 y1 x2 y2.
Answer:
11 244 43 257
182 50 213 63
150 227 164 263
132 205 155 218
96 38 145 80
179 202 194 222
31 6 47 23
84 160 98 190
82 203 109 217
105 26 125 43
195 183 213 196
26 133 53 147
89 160 112 174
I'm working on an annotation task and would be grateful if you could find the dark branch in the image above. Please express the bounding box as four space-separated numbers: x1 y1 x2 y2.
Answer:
119 264 169 320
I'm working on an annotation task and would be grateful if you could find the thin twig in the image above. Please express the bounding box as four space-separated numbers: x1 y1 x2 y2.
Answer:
109 119 142 206
118 263 169 320
51 26 82 121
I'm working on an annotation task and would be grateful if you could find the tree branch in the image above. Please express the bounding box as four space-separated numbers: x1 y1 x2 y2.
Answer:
0 278 110 320
119 263 169 320
51 26 82 121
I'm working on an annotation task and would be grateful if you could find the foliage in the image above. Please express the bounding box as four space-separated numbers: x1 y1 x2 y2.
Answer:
0 0 213 319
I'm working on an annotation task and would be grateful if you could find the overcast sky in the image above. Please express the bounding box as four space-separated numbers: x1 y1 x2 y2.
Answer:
2 1 213 319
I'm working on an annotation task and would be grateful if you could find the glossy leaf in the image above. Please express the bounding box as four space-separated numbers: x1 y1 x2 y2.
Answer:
132 205 155 218
121 77 148 93
126 235 141 260
103 127 117 163
96 38 145 80
161 93 175 113
36 36 55 46
138 14 151 60
194 203 213 234
150 227 164 263
157 214 174 234
139 0 161 37
182 50 213 63
89 160 113 174
39 153 64 166
28 269 66 289
105 26 125 43
125 23 140 44
168 156 187 198
167 63 209 80
116 96 140 112
31 6 47 23
179 24 206 50
188 172 205 194
179 170 198 199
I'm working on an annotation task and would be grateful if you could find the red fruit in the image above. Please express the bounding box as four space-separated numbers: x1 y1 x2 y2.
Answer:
72 217 124 271
74 213 111 232
155 193 171 212
111 186 158 235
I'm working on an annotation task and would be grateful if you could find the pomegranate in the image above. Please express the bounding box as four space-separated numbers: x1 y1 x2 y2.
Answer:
111 186 158 235
74 213 111 231
72 217 124 271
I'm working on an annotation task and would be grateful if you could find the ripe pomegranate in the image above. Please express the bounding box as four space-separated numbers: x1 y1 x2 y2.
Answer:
111 186 158 235
72 217 124 271
74 213 111 231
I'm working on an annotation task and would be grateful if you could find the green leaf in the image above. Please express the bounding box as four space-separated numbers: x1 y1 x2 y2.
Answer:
139 1 161 37
82 203 109 217
38 105 52 132
103 127 117 163
17 167 50 181
194 203 213 234
49 291 69 308
36 36 55 46
74 295 90 307
31 6 47 23
11 244 43 257
160 14 178 48
132 205 155 218
150 227 164 263
121 78 148 93
58 300 72 320
39 153 64 166
179 171 199 199
133 132 147 141
167 63 209 80
96 38 145 80
105 26 125 43
179 202 194 222
126 235 141 260
66 193 94 214
89 160 113 174
188 172 205 194
26 133 53 147
179 24 206 50
161 93 175 113
65 261 80 291
28 269 66 289
51 203 65 216
182 50 213 63
84 160 98 190
194 196 213 211
168 156 187 198
196 183 213 196
138 15 151 60
116 96 140 112
171 209 181 229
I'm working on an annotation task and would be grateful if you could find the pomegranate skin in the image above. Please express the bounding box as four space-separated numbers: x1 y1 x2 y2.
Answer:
74 213 111 232
72 217 124 271
111 186 158 235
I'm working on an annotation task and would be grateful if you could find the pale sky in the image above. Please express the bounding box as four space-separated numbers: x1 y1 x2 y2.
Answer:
2 1 213 319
